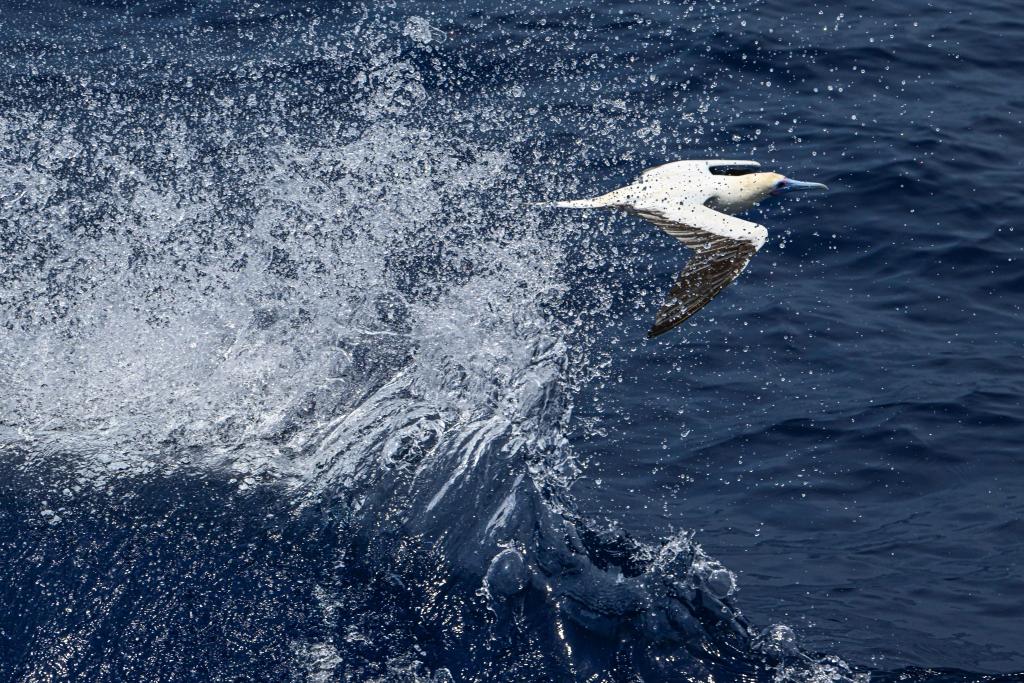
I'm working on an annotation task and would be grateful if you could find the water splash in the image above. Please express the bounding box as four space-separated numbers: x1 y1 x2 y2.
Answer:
0 9 865 682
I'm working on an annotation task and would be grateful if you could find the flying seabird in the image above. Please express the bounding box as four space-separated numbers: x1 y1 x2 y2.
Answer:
548 160 827 338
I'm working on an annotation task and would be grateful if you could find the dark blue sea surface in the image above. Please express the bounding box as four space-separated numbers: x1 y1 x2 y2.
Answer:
0 1 1021 681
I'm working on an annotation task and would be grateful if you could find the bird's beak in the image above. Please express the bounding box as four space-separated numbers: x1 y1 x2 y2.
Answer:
772 178 829 196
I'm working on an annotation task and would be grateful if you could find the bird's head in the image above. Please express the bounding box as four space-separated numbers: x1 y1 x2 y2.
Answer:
755 172 829 199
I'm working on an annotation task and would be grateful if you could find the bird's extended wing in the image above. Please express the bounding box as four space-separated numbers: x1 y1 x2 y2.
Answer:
633 204 767 338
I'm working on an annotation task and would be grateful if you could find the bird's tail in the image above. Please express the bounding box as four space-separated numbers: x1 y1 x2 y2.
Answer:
534 189 623 210
539 198 605 209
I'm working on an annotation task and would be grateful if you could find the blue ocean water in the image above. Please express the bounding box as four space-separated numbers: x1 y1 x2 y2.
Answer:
0 1 1021 681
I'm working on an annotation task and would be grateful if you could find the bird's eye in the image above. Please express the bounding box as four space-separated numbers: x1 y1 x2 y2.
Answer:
776 181 787 188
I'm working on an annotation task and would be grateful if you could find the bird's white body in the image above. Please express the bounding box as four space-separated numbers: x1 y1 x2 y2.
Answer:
548 159 827 337
551 160 781 249
621 160 778 213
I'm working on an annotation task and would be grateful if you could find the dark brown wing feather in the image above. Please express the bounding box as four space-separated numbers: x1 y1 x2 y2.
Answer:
633 210 757 338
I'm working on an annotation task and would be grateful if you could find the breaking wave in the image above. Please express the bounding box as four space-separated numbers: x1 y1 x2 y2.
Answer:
0 9 863 682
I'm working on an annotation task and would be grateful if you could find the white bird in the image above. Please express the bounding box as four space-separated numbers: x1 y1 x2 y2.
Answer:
548 160 827 338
